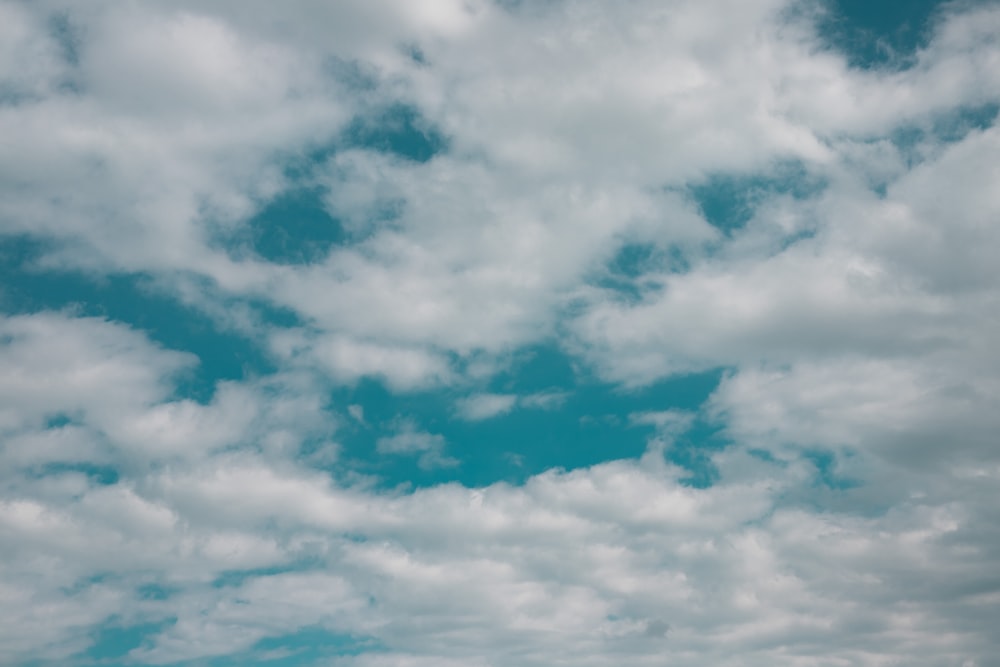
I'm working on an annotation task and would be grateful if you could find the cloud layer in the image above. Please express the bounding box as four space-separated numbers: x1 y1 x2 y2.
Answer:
2 0 1000 665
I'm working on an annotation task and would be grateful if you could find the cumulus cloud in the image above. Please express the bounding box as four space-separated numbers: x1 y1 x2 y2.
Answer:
2 0 1000 665
2 446 996 666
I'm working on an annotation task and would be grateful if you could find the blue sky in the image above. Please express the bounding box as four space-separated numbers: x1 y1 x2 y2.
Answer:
2 0 1000 665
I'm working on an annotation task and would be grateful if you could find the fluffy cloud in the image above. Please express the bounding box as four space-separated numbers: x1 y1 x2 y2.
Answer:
0 312 336 476
2 445 995 666
7 0 996 385
3 0 1000 665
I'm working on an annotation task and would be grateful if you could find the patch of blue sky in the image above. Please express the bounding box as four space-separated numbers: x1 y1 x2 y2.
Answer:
342 103 448 164
135 583 176 601
47 12 81 67
222 103 445 265
326 345 726 489
58 572 119 599
44 413 75 428
801 449 861 491
211 566 313 590
590 162 824 302
323 56 381 95
586 161 827 304
83 619 176 665
744 449 860 509
162 628 384 667
930 102 999 140
889 102 1000 160
606 243 670 280
30 462 120 486
249 628 383 665
593 243 687 304
846 102 1000 195
239 186 347 265
659 427 726 489
0 235 276 404
80 626 383 667
817 0 951 69
687 161 825 235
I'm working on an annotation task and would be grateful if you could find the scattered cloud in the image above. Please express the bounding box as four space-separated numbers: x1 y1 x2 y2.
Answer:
456 391 569 421
376 419 457 470
455 393 519 421
2 0 1000 665
348 404 366 424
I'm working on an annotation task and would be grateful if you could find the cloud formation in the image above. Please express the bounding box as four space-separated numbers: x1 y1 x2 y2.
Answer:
2 0 1000 665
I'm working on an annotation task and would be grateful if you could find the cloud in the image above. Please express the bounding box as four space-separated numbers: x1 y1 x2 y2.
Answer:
348 404 366 423
0 312 193 436
456 391 569 421
3 446 996 666
6 0 996 391
572 119 1000 383
455 393 519 421
278 332 454 391
2 0 1000 665
377 419 457 470
0 311 337 477
518 390 569 411
629 410 696 437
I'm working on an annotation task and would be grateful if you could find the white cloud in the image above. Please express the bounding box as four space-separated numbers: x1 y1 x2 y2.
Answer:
629 409 695 438
455 393 518 421
456 390 570 421
3 0 1000 665
0 312 337 479
0 309 992 663
348 404 365 423
298 333 454 391
518 390 569 411
0 312 193 435
377 420 457 470
6 0 997 390
2 447 996 665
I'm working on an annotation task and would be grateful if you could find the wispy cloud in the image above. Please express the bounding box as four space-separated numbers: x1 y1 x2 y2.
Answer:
376 419 457 470
454 391 568 421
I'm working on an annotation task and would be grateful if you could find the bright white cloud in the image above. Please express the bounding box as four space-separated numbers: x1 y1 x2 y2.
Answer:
2 446 995 666
7 0 997 383
2 0 1000 665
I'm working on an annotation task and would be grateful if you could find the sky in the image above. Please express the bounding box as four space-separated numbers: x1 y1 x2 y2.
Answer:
1 0 1000 665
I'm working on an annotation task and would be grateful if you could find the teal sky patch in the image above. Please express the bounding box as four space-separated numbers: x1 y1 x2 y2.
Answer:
688 162 824 234
819 0 950 68
891 102 1000 154
247 628 383 666
33 462 120 486
327 346 724 489
343 104 448 163
597 243 689 303
85 620 175 664
243 186 346 265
